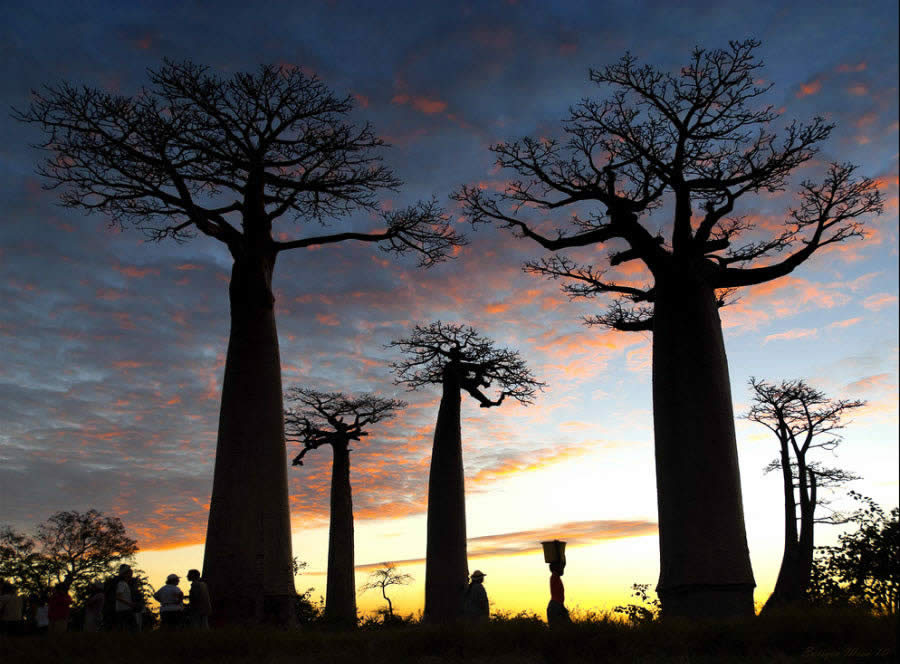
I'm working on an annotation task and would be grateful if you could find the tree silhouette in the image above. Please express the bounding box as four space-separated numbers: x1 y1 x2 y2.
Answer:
808 492 899 616
284 388 405 627
0 510 138 601
453 39 883 617
358 562 414 621
746 378 864 612
14 61 463 624
389 322 543 622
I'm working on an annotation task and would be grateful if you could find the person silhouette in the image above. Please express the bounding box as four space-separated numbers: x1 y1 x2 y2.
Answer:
547 562 570 627
463 570 489 623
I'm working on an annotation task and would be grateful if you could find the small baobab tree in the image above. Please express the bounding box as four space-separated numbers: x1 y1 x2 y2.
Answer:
358 562 414 621
389 322 544 623
746 378 864 612
14 61 463 623
453 39 882 616
285 388 405 627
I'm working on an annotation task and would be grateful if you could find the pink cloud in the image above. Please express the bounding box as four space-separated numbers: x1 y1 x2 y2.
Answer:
836 62 867 73
764 328 817 343
847 84 869 96
845 373 895 394
315 313 340 326
826 317 862 329
391 94 447 114
862 293 898 311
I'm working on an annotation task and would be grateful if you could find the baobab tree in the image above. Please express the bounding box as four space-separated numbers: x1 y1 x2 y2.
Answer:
746 378 864 612
389 322 544 622
14 61 463 624
453 40 882 617
358 563 414 622
284 388 405 627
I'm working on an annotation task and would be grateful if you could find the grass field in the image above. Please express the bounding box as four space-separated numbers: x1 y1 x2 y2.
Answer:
1 608 896 663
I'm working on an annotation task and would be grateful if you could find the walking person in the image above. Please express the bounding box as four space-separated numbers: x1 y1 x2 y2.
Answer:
153 574 184 630
546 562 571 628
463 570 489 623
186 569 211 629
47 584 71 634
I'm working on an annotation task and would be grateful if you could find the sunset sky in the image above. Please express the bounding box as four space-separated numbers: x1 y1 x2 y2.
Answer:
2 1 897 617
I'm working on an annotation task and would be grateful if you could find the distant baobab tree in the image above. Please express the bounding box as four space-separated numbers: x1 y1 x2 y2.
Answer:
358 562 414 621
746 378 864 612
284 388 405 627
14 61 463 624
389 322 544 623
453 39 883 617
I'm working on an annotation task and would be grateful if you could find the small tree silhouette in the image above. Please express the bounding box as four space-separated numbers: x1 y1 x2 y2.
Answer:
358 563 413 621
746 378 864 611
285 388 405 626
453 39 882 617
389 322 544 623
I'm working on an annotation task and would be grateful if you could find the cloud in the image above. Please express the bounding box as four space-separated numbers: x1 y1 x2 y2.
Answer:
796 78 822 98
764 328 817 343
355 518 657 571
844 373 895 394
826 317 862 329
862 293 898 311
391 94 448 115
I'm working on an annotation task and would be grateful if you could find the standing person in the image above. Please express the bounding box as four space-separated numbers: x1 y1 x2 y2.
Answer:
153 574 184 630
47 584 71 634
463 570 489 623
0 582 24 636
113 565 138 631
83 582 105 632
547 562 570 627
186 569 211 629
33 595 50 635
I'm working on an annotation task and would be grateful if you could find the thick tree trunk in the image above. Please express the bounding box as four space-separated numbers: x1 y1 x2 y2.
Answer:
652 269 755 617
424 367 468 623
202 251 296 625
324 441 357 626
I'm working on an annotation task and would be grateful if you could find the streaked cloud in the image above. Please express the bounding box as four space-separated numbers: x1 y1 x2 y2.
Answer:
355 518 657 571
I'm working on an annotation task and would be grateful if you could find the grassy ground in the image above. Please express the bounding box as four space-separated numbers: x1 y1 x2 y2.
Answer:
1 609 896 663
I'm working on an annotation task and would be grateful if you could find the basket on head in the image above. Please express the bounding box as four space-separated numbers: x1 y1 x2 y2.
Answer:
541 539 566 564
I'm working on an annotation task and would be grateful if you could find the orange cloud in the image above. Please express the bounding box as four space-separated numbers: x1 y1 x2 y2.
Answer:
315 312 340 326
847 84 869 96
796 79 822 98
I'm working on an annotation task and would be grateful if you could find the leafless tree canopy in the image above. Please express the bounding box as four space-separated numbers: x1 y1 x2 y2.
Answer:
284 388 406 466
453 40 883 330
747 377 865 524
13 60 464 265
388 322 545 407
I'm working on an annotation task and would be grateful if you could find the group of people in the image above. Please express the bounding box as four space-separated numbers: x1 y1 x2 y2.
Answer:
462 563 571 627
0 564 211 635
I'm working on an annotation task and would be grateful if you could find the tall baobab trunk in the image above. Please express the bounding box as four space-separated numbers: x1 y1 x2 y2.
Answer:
325 441 357 625
203 249 296 624
764 442 801 612
424 365 468 623
651 267 756 618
